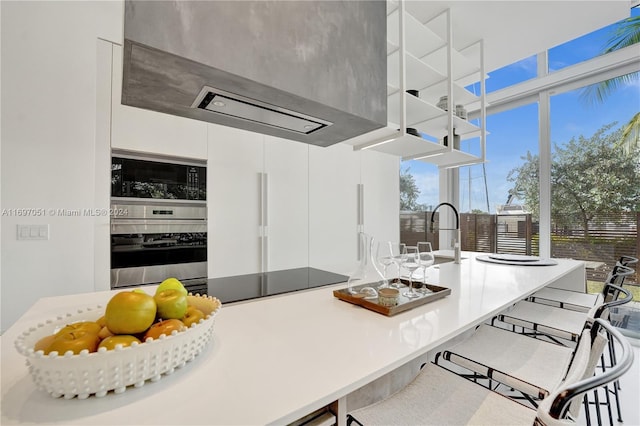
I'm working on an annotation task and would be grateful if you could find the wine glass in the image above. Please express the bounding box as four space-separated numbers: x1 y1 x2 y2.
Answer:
401 246 421 299
389 243 406 289
375 241 394 289
417 242 435 294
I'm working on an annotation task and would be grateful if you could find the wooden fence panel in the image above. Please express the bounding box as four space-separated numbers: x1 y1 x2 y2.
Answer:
400 211 637 283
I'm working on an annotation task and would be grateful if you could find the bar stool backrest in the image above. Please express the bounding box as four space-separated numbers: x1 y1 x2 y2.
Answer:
602 265 635 305
618 255 638 268
535 319 633 425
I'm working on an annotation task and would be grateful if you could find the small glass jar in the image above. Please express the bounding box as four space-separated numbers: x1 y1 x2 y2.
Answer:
436 95 448 111
455 104 467 120
378 288 399 307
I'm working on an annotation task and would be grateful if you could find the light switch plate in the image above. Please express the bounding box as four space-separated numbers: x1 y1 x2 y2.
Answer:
17 224 49 240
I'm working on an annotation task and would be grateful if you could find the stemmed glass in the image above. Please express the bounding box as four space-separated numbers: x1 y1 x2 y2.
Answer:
388 243 406 289
417 242 435 295
401 246 421 299
375 241 394 289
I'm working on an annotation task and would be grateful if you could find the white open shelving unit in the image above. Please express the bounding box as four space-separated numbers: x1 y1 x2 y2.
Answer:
345 0 487 168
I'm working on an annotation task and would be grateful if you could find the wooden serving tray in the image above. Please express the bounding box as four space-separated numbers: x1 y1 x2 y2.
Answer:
333 279 451 316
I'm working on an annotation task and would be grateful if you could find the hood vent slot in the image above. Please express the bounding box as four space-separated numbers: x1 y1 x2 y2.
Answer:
192 86 332 135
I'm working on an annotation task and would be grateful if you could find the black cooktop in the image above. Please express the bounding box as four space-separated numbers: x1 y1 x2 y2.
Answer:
199 267 349 304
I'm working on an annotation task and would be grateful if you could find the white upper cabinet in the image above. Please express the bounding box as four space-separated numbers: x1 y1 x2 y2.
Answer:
345 1 487 169
110 44 208 159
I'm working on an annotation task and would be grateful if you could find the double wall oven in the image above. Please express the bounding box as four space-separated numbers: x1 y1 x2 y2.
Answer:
110 151 207 293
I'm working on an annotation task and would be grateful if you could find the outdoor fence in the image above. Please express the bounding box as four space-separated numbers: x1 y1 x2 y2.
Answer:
400 211 639 284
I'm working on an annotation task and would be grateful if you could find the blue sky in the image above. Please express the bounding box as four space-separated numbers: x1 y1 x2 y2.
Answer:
404 7 639 213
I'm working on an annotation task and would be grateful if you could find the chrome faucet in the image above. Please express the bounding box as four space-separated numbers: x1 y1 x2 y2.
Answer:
430 202 462 264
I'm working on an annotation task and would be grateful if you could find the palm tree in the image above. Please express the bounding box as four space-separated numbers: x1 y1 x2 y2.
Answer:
620 112 640 155
580 15 640 106
580 14 640 153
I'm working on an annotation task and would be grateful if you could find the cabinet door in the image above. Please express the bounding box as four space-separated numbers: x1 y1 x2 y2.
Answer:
309 143 360 275
361 150 400 244
207 124 263 277
264 136 309 271
111 45 208 159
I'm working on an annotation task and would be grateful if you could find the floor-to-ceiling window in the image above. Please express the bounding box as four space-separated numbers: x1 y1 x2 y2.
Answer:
399 160 439 247
400 5 639 335
544 7 639 337
549 76 639 336
466 102 540 254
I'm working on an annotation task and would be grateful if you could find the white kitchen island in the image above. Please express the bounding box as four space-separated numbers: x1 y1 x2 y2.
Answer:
0 252 585 425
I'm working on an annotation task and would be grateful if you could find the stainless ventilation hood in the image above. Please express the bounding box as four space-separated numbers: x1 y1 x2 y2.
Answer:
191 86 332 135
121 1 387 148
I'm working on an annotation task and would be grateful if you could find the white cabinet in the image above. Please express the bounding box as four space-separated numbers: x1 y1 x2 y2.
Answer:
309 143 361 275
361 150 400 244
309 146 399 276
345 1 486 169
208 127 399 279
263 136 309 271
110 45 208 159
207 128 309 276
207 124 264 278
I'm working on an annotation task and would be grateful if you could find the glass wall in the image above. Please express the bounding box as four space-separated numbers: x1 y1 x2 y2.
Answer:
400 7 639 329
457 103 540 254
549 77 639 330
399 160 439 247
483 55 538 93
548 7 639 73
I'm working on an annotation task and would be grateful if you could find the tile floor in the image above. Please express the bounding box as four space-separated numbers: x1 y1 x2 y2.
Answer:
577 337 640 426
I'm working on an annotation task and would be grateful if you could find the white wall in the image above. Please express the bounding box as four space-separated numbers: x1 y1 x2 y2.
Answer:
1 1 123 333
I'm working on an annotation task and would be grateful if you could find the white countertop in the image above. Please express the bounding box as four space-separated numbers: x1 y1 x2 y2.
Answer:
1 252 584 425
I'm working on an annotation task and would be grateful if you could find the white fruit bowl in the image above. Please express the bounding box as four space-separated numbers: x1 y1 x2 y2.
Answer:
14 294 221 400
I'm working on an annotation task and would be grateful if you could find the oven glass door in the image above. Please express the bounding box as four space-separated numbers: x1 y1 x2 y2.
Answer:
111 232 207 268
111 231 207 288
112 157 206 201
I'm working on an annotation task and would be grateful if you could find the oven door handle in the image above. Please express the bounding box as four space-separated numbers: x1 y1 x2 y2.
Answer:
111 219 208 234
111 219 206 226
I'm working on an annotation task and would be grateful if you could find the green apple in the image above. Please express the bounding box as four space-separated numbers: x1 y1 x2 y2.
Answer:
98 335 141 350
45 330 101 355
182 306 205 328
155 277 188 296
105 291 157 335
55 321 102 337
154 289 188 319
144 319 186 341
34 334 57 352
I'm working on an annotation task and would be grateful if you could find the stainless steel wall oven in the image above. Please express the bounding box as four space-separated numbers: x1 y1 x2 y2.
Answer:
110 152 207 291
112 151 206 202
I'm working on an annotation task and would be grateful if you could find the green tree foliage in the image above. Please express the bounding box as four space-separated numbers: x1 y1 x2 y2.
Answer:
580 14 639 153
580 15 640 106
507 151 540 218
508 123 640 236
400 166 420 211
620 112 640 155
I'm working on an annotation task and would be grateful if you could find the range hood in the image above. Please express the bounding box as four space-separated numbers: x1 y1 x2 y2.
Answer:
192 86 332 135
122 1 387 147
